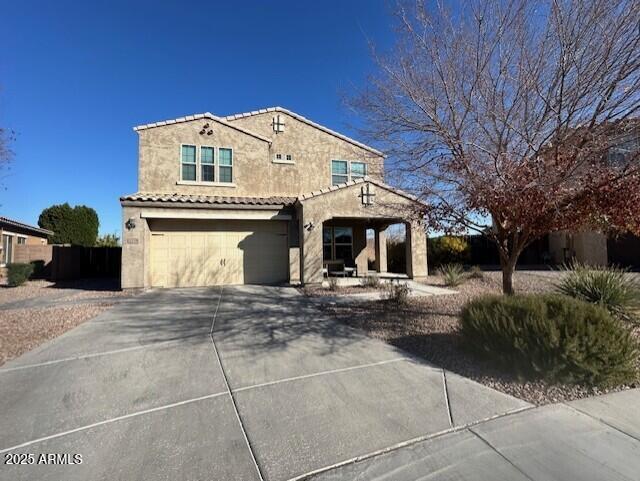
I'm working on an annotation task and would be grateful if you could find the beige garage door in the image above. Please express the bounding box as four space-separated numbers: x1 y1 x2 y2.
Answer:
149 219 288 287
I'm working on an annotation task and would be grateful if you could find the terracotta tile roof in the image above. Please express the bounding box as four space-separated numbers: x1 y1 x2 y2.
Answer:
120 193 297 206
0 216 53 236
297 177 425 205
132 113 272 143
224 106 384 157
121 179 424 208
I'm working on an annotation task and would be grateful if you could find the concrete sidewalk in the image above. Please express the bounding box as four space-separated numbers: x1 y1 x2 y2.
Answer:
317 280 456 304
310 388 640 481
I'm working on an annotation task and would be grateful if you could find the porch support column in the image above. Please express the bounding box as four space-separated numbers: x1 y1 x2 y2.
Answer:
406 221 428 279
374 227 387 273
301 218 324 285
354 222 368 276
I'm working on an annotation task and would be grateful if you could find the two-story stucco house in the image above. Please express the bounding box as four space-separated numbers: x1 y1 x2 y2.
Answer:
120 107 428 289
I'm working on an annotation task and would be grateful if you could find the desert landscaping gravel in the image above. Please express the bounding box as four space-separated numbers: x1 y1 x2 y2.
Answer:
0 279 132 366
312 271 640 405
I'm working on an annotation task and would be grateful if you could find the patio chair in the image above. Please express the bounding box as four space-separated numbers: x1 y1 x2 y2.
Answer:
343 257 358 277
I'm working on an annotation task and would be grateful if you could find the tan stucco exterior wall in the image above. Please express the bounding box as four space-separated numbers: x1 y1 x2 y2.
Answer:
121 205 150 289
227 111 384 192
548 230 608 266
298 182 427 284
137 112 383 198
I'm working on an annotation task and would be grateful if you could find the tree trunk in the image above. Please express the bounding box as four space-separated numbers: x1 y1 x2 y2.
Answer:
501 261 515 295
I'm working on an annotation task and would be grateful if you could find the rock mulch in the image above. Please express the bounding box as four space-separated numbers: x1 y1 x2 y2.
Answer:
309 271 640 405
0 279 132 366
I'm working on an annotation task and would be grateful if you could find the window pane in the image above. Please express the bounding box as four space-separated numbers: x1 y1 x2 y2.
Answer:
219 148 233 166
323 245 332 260
182 163 196 181
332 175 348 186
323 227 332 244
201 147 214 164
331 160 347 175
202 164 214 182
334 227 352 244
351 162 367 177
182 145 196 163
219 165 233 183
335 245 352 261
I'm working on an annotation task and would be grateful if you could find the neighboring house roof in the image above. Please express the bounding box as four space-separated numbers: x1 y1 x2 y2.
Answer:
224 106 384 157
0 216 53 236
121 178 424 208
120 193 297 207
132 113 272 143
297 177 426 206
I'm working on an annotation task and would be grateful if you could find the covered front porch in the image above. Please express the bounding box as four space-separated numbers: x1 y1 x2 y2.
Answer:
295 179 429 285
321 217 404 278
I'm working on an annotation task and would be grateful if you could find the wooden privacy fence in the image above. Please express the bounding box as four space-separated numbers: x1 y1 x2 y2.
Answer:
13 245 121 281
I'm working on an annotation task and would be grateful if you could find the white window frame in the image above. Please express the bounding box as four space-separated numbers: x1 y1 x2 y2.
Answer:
177 144 236 187
331 160 367 186
331 160 349 185
200 145 215 183
350 161 367 180
218 147 234 184
273 152 295 164
180 144 197 182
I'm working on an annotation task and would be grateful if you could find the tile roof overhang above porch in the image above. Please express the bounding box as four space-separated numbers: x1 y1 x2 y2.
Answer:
296 178 426 225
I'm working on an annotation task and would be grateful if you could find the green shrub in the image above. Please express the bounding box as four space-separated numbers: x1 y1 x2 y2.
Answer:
383 282 411 306
327 277 338 291
361 275 380 289
438 263 465 287
428 235 470 267
556 263 640 324
469 265 484 279
30 260 46 279
6 263 34 287
460 294 638 387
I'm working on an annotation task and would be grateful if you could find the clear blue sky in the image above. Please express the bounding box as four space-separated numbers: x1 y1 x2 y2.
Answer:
0 0 394 237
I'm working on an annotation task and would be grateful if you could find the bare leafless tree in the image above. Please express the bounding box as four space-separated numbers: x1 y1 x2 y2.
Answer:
354 0 640 293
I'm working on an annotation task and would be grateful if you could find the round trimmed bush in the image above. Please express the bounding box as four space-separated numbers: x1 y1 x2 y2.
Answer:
6 263 34 287
460 294 638 387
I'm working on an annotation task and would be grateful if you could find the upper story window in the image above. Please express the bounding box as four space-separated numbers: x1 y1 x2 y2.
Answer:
351 162 367 180
201 146 214 182
179 145 233 184
219 148 233 183
181 145 197 181
331 160 368 186
17 236 26 245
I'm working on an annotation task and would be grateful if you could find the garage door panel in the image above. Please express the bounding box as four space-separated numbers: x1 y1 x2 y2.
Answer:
149 220 288 287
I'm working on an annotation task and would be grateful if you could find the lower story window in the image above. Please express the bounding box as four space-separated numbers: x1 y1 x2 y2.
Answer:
322 226 353 261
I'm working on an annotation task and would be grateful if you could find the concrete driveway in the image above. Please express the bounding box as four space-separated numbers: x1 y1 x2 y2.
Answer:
0 285 528 481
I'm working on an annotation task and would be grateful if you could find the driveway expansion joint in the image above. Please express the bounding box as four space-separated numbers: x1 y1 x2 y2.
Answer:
442 369 454 428
467 426 537 481
208 286 265 481
287 404 536 481
0 392 228 454
563 402 640 442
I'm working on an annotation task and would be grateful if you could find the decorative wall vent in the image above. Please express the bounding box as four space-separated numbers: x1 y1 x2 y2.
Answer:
359 183 375 206
272 114 285 133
